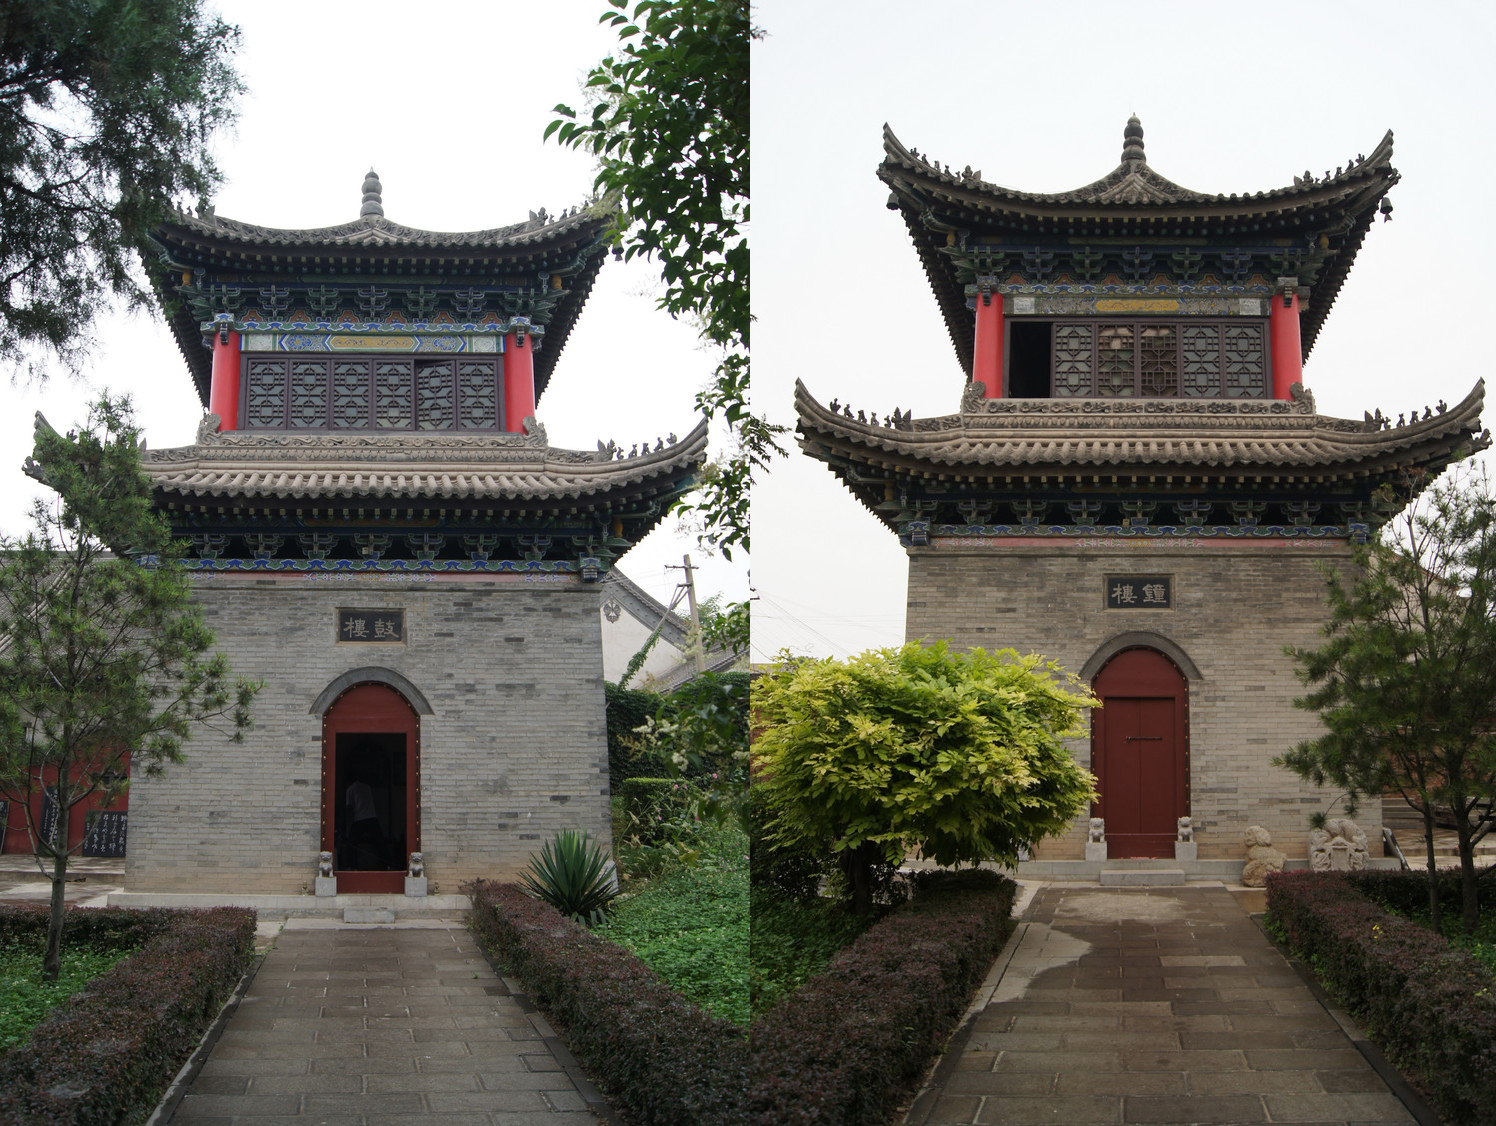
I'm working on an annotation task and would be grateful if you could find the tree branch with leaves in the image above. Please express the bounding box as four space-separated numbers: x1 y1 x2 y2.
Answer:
548 0 781 590
0 0 242 376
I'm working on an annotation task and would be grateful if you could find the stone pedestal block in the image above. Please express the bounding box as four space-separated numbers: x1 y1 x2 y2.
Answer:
314 876 337 897
404 876 428 897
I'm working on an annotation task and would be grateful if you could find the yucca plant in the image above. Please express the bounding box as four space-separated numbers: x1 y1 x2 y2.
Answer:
517 830 618 924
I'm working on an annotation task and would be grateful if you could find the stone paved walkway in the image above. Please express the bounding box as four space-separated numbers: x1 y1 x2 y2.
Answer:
172 922 602 1125
907 884 1416 1125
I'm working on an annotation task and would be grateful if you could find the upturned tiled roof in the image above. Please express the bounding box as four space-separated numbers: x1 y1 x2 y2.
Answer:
154 203 608 254
879 121 1399 376
137 417 708 508
146 176 614 407
796 381 1488 479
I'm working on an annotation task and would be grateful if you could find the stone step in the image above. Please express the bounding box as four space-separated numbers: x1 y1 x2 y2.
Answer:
1099 869 1188 886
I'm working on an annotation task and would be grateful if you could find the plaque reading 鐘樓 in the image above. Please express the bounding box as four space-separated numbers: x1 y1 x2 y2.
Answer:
337 608 405 643
1105 575 1172 610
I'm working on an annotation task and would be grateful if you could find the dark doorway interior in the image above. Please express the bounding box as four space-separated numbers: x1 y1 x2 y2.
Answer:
334 732 407 872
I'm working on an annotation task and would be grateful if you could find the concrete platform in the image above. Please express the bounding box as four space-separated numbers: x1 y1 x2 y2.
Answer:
105 890 472 922
1014 856 1402 883
1099 868 1187 886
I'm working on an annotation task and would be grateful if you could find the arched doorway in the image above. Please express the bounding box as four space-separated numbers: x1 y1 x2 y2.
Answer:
1092 647 1188 859
321 682 420 893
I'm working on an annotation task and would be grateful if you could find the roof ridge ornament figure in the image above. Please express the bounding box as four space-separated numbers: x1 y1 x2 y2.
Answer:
1121 114 1146 164
360 168 383 218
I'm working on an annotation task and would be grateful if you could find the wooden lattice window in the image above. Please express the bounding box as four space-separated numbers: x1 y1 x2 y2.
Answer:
239 355 505 430
1038 319 1267 399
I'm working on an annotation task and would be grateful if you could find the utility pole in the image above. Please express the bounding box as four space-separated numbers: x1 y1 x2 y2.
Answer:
667 554 706 674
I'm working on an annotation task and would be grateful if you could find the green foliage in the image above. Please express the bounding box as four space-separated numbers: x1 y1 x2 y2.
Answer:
747 783 824 902
0 942 130 1050
749 888 877 1017
0 0 242 375
753 642 1097 912
632 670 750 836
598 819 747 1026
604 680 663 781
469 881 748 1124
0 397 258 978
0 904 254 1126
548 1 780 559
1278 467 1496 934
1267 871 1496 1126
517 830 619 924
750 871 1018 1125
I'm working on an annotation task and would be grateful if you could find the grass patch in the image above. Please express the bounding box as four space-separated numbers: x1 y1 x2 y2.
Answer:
597 818 748 1027
750 889 879 1017
0 941 136 1051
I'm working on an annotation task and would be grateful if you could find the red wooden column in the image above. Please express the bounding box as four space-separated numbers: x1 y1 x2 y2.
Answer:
1269 281 1303 400
207 317 242 430
503 330 536 432
972 289 1004 398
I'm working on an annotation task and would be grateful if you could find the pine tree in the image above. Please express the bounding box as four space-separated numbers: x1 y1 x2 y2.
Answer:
0 397 258 978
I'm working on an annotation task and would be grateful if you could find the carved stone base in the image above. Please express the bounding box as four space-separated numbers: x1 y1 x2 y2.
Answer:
404 876 428 897
314 876 337 897
1085 841 1108 862
1175 841 1198 862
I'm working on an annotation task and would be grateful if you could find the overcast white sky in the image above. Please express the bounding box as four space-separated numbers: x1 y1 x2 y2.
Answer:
0 2 747 614
751 0 1496 661
5 3 1494 660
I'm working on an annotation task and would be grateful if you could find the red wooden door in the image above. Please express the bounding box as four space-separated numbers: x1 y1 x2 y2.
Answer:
322 683 420 893
1093 649 1188 859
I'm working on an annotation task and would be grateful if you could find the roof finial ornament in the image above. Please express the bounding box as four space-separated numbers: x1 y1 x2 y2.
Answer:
360 168 384 218
1121 115 1146 164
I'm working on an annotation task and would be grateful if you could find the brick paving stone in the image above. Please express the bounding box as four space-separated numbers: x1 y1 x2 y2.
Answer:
901 885 1424 1126
170 923 605 1121
1121 1093 1267 1122
976 1095 1121 1123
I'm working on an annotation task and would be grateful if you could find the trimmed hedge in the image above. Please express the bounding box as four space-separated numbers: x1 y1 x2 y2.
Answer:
468 880 748 1126
749 869 1018 1126
1266 870 1496 1126
0 903 255 1126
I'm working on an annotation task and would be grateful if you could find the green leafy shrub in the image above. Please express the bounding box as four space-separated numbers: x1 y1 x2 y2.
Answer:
518 830 618 924
749 869 1017 1125
469 881 747 1126
605 681 664 782
619 777 700 846
0 903 255 1126
661 671 749 778
1266 870 1496 1126
754 642 1096 913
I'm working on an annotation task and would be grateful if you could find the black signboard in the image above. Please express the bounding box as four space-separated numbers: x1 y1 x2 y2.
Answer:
82 811 128 858
337 608 405 643
38 787 59 852
1105 575 1173 609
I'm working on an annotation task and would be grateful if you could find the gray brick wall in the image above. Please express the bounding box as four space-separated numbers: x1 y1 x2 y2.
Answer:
124 573 611 892
906 538 1371 861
